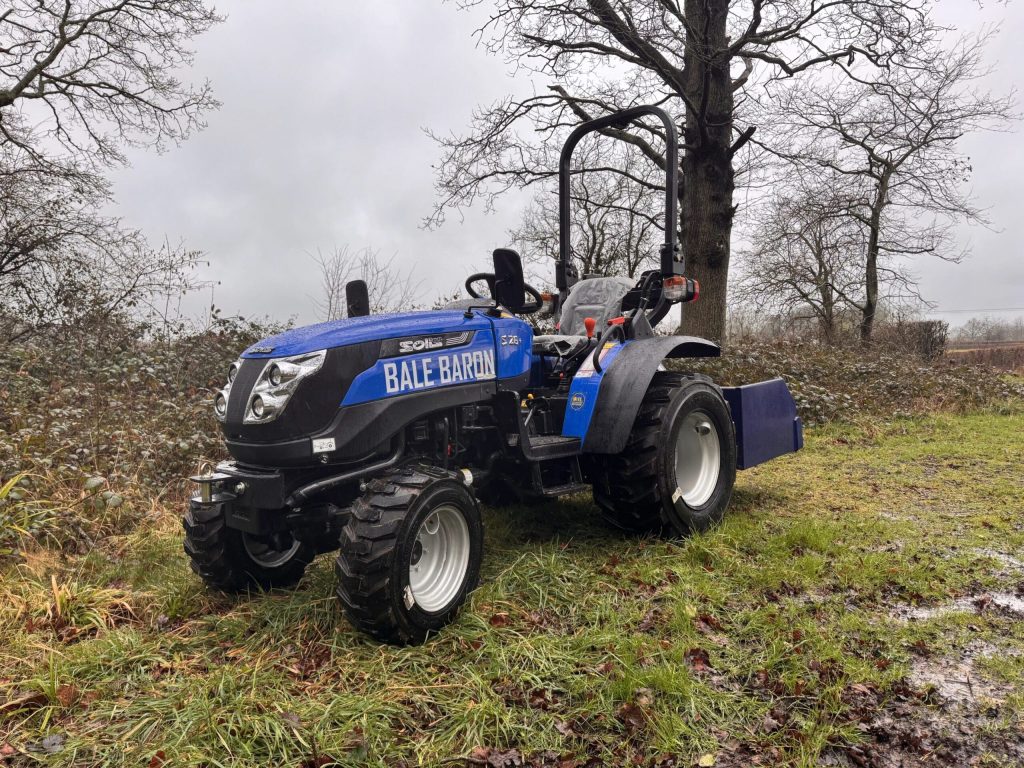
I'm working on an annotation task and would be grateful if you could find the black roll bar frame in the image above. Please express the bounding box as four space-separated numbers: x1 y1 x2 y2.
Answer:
555 105 683 302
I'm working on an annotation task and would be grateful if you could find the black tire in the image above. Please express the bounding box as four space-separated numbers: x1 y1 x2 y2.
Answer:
183 499 315 592
335 467 483 645
590 371 736 536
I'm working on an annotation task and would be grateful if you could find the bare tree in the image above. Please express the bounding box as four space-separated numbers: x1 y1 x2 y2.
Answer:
312 246 420 319
430 0 931 341
511 142 662 280
0 1 219 174
735 175 933 343
735 183 866 343
0 0 220 335
0 166 204 340
762 30 1016 341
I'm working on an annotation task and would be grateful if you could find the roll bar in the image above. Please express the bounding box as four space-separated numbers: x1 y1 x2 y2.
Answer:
556 105 683 298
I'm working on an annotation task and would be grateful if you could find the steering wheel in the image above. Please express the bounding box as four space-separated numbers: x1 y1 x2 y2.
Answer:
465 273 496 300
465 273 544 314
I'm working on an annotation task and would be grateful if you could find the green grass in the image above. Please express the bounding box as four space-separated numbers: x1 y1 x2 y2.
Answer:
2 409 1023 766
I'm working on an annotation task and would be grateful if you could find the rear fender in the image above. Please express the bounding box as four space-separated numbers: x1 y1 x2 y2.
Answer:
575 335 720 454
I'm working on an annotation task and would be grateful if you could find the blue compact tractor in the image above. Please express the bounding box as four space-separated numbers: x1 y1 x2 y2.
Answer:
186 106 803 644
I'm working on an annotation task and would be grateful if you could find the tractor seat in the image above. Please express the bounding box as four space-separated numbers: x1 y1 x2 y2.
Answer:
531 335 589 358
558 276 634 336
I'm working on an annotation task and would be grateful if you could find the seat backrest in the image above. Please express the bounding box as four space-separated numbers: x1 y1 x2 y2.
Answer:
558 276 635 336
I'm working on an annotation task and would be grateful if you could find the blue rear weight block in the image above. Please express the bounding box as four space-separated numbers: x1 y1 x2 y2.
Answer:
722 378 804 470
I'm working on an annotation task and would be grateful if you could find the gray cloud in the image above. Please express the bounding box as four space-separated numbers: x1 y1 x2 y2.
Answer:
110 0 1023 328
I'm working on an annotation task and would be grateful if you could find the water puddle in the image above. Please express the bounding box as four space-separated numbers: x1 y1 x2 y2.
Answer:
895 591 1024 622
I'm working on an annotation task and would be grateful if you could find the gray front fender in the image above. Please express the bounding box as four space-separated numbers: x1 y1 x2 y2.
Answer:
582 335 720 454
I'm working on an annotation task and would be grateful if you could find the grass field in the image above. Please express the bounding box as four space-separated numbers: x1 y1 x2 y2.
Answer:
2 407 1023 767
947 342 1024 373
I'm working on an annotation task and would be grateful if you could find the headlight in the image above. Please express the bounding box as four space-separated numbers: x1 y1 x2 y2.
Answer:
268 361 302 387
214 358 244 422
244 350 326 424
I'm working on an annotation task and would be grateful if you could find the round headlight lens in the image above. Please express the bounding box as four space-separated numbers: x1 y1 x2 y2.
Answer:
268 364 282 387
251 395 265 418
214 392 228 416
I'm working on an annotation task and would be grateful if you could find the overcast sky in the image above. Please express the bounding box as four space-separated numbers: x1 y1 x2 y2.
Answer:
110 0 1024 329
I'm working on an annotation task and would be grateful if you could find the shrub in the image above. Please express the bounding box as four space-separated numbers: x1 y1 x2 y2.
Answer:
678 338 1023 426
0 315 286 555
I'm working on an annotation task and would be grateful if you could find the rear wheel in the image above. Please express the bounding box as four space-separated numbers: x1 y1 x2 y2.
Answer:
590 372 736 536
183 500 315 592
335 467 483 645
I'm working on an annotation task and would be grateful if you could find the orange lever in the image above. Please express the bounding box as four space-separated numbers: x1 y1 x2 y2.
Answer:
584 317 596 339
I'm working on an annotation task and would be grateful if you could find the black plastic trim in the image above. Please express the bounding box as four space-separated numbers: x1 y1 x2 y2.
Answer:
221 340 381 443
319 380 497 460
582 336 721 454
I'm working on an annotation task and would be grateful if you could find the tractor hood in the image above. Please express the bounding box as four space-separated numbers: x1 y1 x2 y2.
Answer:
242 310 492 358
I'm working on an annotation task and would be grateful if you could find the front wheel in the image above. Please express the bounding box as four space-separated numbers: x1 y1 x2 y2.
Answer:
183 500 315 592
335 467 483 645
590 372 736 536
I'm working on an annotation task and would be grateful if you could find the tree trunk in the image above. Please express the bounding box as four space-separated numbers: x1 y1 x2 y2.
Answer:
677 0 735 345
821 291 836 344
860 173 889 343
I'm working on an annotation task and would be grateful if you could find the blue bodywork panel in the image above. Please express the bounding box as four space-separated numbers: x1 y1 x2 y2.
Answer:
242 311 494 359
722 378 804 469
490 315 533 381
240 309 534 407
561 340 626 438
342 325 514 406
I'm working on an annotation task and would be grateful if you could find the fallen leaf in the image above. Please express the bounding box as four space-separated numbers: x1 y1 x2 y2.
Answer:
637 608 660 633
696 613 722 632
555 721 576 737
528 688 550 710
617 702 647 733
697 754 716 767
148 750 166 768
633 688 654 708
56 685 77 708
470 746 491 760
489 613 510 627
487 747 523 768
685 647 711 673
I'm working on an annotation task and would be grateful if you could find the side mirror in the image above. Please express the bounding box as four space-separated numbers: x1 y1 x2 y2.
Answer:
345 279 370 318
492 248 525 312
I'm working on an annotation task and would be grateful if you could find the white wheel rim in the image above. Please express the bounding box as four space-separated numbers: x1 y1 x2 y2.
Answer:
242 531 301 569
408 504 470 613
674 409 721 508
